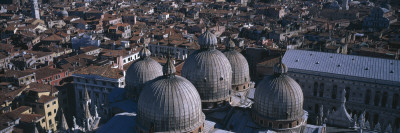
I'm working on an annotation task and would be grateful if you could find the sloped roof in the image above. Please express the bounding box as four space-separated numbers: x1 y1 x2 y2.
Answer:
42 34 63 42
283 50 400 83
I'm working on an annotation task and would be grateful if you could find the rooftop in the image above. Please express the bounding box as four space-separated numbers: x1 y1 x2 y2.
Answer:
74 64 124 79
283 50 400 83
37 95 57 104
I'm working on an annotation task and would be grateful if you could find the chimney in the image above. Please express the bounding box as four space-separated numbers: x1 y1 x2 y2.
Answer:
118 56 123 70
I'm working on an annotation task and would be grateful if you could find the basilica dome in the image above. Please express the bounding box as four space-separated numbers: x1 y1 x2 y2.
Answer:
252 59 304 130
181 30 232 110
137 57 205 132
223 38 250 92
125 46 162 100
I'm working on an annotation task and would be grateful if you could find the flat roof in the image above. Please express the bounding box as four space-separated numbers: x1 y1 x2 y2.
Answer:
282 50 400 83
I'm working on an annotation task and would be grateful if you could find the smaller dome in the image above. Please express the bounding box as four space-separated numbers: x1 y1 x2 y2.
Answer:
198 30 217 48
223 40 250 92
124 46 162 100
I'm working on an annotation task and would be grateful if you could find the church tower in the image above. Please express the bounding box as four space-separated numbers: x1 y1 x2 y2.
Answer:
72 87 101 132
30 0 40 19
82 87 93 131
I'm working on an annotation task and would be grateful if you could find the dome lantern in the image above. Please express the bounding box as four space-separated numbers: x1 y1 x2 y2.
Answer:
139 44 151 59
273 55 288 74
225 37 236 50
198 30 218 50
163 55 176 77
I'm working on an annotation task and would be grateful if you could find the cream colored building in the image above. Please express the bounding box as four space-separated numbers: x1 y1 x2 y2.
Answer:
25 83 59 132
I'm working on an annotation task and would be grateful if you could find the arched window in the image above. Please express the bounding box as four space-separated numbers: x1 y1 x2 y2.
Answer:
279 124 283 128
373 114 379 125
374 91 381 106
315 104 319 114
319 83 324 97
395 118 400 130
382 92 388 107
393 93 399 109
332 85 337 99
365 89 371 104
313 82 318 96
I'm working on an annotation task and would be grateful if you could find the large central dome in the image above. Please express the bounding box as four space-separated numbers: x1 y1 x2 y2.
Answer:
252 59 305 131
181 30 232 110
137 57 205 132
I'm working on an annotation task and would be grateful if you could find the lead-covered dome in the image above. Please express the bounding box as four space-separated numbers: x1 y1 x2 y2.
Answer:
198 30 217 48
125 46 162 100
223 38 250 92
137 57 205 132
182 31 232 110
252 59 304 129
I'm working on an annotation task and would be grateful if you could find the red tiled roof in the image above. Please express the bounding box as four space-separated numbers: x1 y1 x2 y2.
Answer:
19 114 44 123
27 83 59 93
10 106 31 115
74 64 124 79
42 34 63 42
37 95 57 104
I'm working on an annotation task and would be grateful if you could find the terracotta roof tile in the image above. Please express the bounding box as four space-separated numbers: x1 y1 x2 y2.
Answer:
37 95 57 104
42 34 63 42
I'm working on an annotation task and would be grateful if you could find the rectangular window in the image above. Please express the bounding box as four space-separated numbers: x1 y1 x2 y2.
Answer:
47 104 50 108
53 101 56 105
